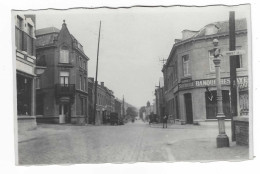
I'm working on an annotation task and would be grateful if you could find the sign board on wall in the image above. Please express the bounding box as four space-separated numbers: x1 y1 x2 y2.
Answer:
178 76 248 90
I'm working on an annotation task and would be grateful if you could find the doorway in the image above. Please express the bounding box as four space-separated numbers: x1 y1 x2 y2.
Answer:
59 104 71 123
184 93 193 124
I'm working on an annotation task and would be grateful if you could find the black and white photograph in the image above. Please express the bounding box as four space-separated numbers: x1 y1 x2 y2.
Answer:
12 4 253 165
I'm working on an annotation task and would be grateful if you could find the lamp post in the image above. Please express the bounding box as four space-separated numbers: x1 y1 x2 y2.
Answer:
212 38 230 148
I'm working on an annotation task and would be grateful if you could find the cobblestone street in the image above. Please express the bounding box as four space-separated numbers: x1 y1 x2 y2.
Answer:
18 120 249 165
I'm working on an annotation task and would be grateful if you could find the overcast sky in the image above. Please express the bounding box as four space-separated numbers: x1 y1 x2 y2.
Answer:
27 5 249 108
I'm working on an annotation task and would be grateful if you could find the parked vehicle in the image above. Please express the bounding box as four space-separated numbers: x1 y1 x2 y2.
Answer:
149 114 158 124
110 112 124 125
110 112 119 125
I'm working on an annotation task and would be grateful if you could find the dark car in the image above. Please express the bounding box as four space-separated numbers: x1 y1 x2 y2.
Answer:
149 114 158 124
110 112 119 125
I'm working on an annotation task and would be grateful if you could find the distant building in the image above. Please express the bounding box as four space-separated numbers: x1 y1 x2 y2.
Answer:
88 77 95 124
155 77 165 123
162 18 248 125
15 14 37 131
114 98 122 118
88 80 115 125
35 21 89 124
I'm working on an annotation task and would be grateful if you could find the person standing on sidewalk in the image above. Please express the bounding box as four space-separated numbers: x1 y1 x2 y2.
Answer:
163 114 168 128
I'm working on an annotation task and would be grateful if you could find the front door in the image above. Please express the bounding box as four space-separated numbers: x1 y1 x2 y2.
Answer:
184 93 193 124
59 104 71 123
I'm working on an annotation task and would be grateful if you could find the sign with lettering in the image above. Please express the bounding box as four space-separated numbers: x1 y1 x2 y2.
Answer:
178 76 248 90
223 50 245 56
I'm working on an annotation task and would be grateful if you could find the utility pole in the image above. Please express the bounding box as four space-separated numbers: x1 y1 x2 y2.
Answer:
229 11 238 141
93 21 102 125
122 95 125 118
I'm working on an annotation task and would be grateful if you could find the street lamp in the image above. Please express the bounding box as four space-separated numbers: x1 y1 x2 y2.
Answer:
213 38 230 148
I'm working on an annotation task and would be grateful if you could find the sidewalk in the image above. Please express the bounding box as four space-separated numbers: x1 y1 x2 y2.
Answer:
147 122 249 162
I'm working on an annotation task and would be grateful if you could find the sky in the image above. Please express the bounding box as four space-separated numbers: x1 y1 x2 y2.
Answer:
21 5 250 108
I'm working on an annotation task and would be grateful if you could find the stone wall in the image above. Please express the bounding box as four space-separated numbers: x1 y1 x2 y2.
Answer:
234 116 249 146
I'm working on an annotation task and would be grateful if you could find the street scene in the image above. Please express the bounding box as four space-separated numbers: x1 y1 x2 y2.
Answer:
18 120 248 165
13 5 251 165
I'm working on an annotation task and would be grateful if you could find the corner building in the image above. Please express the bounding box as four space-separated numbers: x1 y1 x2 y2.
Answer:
15 14 37 131
35 21 89 124
162 19 248 125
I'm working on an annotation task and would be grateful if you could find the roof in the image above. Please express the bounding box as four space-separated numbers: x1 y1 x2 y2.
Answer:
36 27 60 36
163 18 247 71
193 18 247 39
35 26 87 57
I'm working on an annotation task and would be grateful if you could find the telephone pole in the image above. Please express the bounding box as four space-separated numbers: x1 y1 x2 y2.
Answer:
93 21 102 125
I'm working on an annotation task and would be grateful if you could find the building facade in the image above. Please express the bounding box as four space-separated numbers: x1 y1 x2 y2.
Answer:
114 98 122 118
15 14 38 131
162 18 248 125
154 78 165 123
35 21 89 124
88 80 115 125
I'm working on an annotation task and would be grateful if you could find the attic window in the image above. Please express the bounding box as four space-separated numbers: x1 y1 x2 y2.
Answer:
205 25 219 35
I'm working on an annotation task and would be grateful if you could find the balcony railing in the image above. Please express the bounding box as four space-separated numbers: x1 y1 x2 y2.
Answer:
55 84 75 98
15 26 35 56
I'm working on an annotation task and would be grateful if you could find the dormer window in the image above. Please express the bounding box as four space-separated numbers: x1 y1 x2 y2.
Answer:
205 25 219 35
60 46 69 63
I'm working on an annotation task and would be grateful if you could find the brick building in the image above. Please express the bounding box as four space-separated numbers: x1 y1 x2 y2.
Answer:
35 20 89 124
88 79 115 125
15 14 37 131
162 18 248 125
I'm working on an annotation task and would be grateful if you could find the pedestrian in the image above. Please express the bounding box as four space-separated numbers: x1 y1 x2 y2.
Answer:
163 114 168 128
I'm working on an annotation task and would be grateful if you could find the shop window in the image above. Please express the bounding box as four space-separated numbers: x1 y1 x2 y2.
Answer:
60 47 69 63
182 55 190 77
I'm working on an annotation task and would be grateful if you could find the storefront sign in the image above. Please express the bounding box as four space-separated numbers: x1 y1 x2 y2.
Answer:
178 76 248 90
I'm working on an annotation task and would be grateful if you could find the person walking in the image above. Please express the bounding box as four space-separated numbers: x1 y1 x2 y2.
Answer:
163 114 168 128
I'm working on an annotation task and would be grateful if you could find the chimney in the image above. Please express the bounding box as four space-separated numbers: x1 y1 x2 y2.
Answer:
101 82 104 87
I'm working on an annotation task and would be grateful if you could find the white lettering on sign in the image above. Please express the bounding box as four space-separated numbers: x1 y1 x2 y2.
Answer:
223 50 245 56
179 77 248 90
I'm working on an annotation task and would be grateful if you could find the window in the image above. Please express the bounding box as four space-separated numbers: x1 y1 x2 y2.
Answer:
15 16 23 51
209 50 215 72
60 71 69 85
17 16 23 29
209 49 223 72
236 46 243 68
84 77 87 91
28 24 33 36
81 98 84 115
79 57 83 68
60 47 69 63
79 75 82 90
83 61 86 70
36 77 40 89
182 55 190 77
